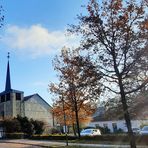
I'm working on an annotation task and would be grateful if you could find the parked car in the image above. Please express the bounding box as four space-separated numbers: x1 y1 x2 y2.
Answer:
132 128 140 134
140 126 148 135
125 127 140 134
80 129 101 136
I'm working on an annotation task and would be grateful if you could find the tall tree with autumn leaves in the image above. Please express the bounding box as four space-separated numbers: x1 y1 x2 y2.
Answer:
52 96 96 135
49 47 101 138
68 0 148 147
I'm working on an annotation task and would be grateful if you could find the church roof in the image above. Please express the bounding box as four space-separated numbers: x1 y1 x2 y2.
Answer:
5 60 11 91
0 53 24 95
23 94 35 101
23 93 52 108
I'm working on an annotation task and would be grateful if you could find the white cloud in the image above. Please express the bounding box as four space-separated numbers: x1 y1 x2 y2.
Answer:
2 24 79 58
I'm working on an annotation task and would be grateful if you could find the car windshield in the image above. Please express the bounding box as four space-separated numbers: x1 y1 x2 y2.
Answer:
81 129 92 133
142 126 148 131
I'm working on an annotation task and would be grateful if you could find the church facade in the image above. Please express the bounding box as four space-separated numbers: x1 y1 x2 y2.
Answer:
0 57 54 129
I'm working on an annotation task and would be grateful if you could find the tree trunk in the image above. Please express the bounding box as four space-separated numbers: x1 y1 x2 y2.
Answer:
72 123 77 136
118 77 136 148
74 98 81 138
71 84 81 138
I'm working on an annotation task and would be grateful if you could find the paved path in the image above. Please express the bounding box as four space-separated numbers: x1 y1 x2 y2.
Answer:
0 142 42 148
0 139 148 148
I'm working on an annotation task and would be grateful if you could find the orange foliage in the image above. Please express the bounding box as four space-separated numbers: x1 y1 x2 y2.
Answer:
53 100 96 126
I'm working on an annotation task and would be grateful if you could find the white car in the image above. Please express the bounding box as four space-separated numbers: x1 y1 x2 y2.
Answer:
80 129 101 136
140 126 148 135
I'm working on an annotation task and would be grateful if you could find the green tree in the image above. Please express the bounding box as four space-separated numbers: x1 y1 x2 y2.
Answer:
31 120 44 135
17 116 34 136
69 0 148 147
3 118 21 133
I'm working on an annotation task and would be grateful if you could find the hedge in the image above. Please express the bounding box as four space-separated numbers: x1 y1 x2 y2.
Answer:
31 135 77 140
31 134 148 145
5 133 26 139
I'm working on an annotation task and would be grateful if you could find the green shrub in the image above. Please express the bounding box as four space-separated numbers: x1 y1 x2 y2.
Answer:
31 120 44 135
3 119 21 133
114 128 124 134
31 135 77 140
50 128 61 134
5 133 25 139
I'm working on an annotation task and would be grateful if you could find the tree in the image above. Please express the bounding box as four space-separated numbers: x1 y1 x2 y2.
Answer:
68 0 148 147
16 116 34 137
0 5 4 28
3 118 21 133
50 47 101 138
31 120 44 135
53 98 96 135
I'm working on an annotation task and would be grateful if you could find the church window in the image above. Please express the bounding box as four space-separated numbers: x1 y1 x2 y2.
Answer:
1 95 5 102
6 93 10 101
16 93 21 100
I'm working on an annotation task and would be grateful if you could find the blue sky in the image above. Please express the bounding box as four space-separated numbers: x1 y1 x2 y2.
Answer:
0 0 88 105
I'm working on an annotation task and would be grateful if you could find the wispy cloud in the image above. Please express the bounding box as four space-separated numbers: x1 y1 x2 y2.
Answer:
2 24 79 58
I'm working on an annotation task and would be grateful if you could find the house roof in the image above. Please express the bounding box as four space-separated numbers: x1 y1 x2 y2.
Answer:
92 91 148 122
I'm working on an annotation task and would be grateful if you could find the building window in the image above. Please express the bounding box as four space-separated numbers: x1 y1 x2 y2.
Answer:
103 123 108 128
1 95 5 102
1 111 4 119
16 93 21 100
6 93 10 101
112 123 117 132
95 124 100 128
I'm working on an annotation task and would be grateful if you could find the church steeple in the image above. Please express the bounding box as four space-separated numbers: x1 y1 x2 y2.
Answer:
5 52 11 91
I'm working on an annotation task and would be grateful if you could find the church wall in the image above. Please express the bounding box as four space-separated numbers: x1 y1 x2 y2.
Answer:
5 101 12 117
11 93 16 117
0 102 5 119
0 92 24 119
0 94 13 118
24 95 53 128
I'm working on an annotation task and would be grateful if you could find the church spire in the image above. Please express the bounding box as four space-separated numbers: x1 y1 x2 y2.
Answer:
5 52 11 91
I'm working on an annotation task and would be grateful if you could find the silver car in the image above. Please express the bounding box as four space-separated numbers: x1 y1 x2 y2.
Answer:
140 126 148 135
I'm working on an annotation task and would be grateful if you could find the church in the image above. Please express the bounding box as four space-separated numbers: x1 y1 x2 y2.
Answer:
0 54 54 129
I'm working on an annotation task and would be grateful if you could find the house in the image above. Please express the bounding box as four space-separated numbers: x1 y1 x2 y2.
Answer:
89 93 148 133
0 55 54 135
